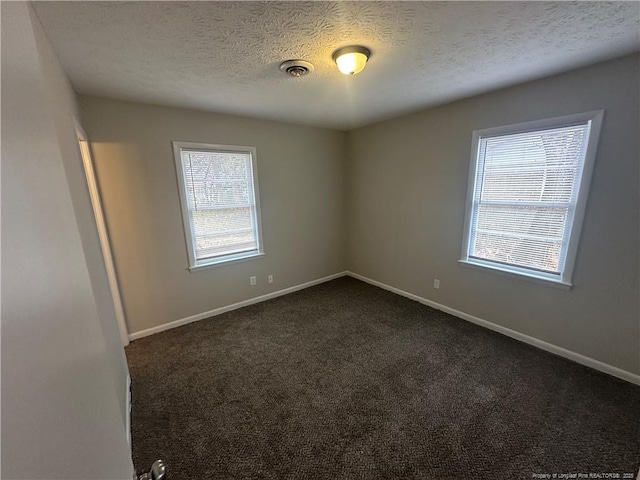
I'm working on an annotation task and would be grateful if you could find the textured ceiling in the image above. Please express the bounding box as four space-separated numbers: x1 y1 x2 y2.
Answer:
33 1 640 130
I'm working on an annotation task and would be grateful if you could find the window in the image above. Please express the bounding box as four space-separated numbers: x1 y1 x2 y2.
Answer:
173 142 264 270
460 111 603 287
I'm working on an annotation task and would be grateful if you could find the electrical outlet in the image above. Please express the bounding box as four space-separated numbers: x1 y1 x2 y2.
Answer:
250 276 257 286
268 275 274 284
433 279 440 289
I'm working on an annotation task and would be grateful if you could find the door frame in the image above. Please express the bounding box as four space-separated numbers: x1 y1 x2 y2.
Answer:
75 120 129 346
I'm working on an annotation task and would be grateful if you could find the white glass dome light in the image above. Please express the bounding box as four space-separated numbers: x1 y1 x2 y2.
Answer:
332 46 371 75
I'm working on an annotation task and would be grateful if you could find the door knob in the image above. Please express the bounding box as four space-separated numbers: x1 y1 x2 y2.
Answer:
136 460 166 480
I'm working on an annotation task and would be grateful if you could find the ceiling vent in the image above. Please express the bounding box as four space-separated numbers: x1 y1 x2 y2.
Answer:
280 60 314 77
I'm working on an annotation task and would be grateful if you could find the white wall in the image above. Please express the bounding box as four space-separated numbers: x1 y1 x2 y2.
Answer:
1 3 133 478
346 54 640 376
79 96 347 336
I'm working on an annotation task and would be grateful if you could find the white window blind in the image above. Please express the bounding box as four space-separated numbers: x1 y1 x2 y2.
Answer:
173 143 263 269
461 111 603 286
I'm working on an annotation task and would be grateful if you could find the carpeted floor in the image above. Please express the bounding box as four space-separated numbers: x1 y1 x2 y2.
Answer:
126 277 640 479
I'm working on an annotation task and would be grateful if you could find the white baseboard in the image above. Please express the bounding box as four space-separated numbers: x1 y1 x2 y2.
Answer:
126 373 132 449
126 268 639 386
346 271 640 386
128 271 348 341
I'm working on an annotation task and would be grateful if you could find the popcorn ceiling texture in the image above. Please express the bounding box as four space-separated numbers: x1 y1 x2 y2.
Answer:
33 1 639 129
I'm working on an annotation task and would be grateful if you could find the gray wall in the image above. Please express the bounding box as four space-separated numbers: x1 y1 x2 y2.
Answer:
30 3 130 427
80 55 639 377
1 3 132 478
79 96 348 335
346 54 639 375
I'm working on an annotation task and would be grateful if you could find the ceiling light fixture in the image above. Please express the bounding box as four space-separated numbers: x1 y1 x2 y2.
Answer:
280 60 314 77
332 46 371 75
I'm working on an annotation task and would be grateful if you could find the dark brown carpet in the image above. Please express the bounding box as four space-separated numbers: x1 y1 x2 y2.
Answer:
126 277 640 479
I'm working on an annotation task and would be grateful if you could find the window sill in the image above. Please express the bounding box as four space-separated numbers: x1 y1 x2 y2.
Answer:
189 252 265 272
458 259 572 290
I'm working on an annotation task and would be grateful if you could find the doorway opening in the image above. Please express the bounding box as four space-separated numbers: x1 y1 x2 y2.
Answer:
76 121 129 346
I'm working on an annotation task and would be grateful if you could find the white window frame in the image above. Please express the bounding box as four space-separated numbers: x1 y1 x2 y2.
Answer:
459 110 604 288
173 141 265 271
